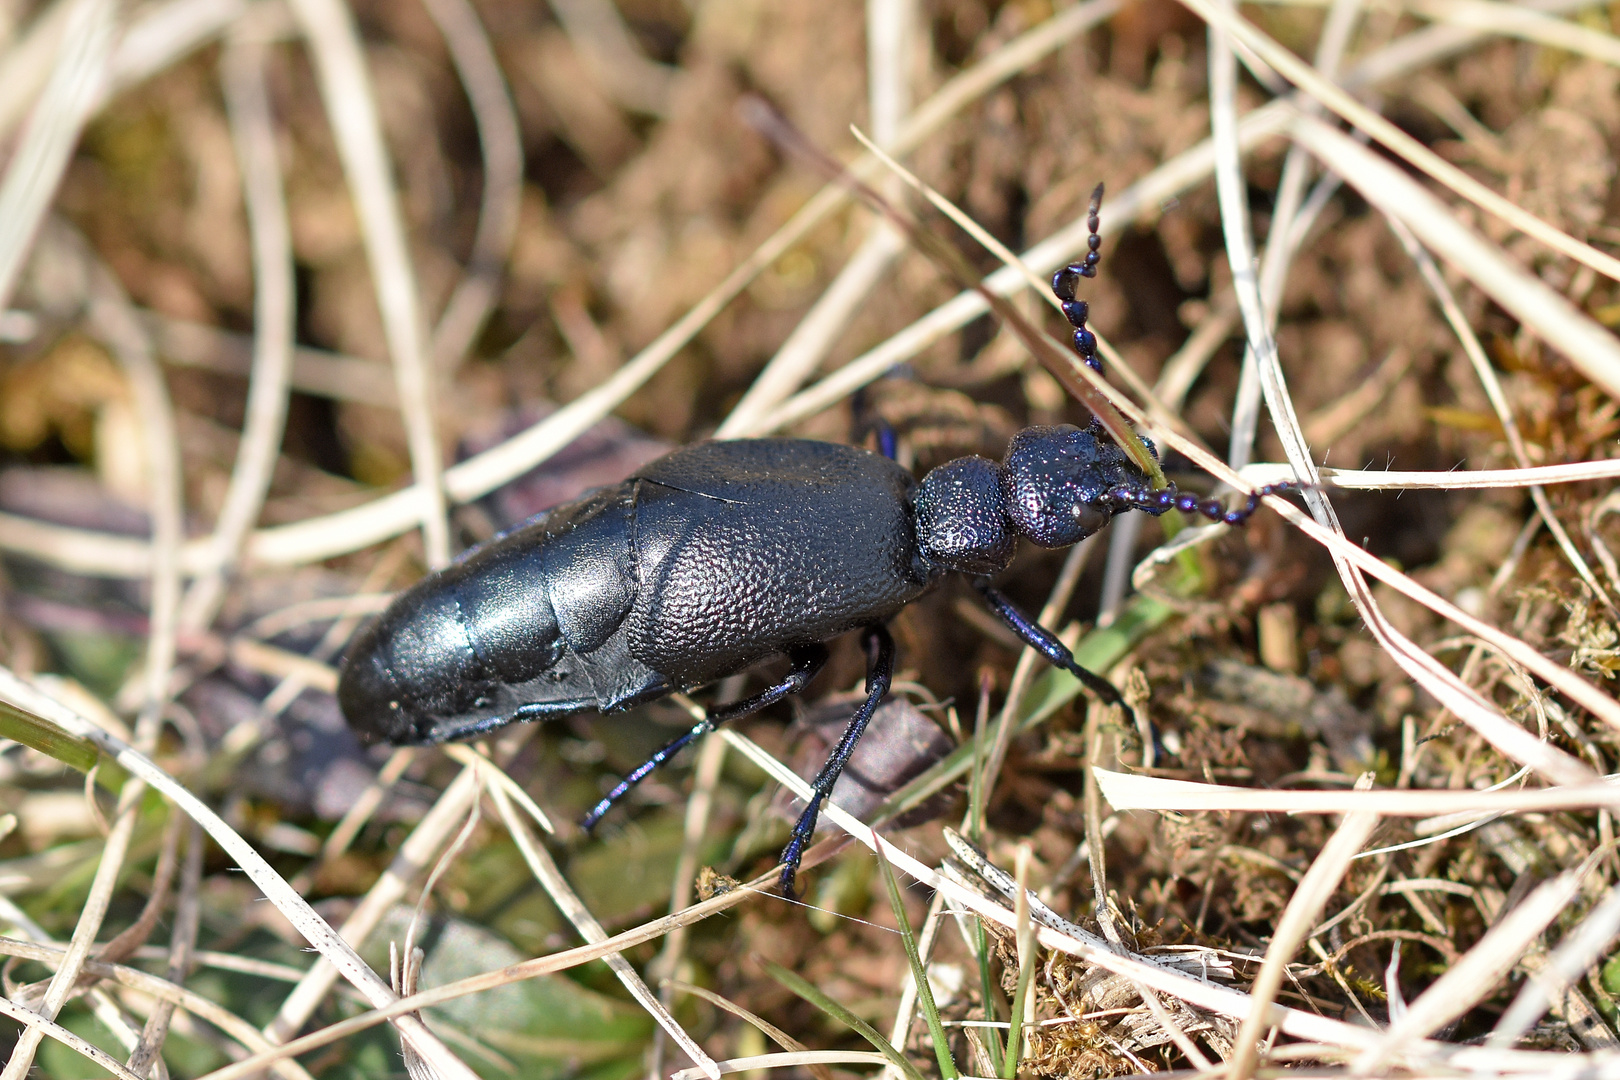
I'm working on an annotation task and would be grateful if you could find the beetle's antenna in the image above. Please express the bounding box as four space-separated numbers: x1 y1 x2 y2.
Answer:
736 95 1162 486
1051 184 1104 373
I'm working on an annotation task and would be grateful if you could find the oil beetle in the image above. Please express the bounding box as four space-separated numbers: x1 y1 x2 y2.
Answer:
337 187 1296 895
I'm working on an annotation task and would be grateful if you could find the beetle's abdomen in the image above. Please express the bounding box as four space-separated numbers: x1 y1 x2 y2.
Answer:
337 486 648 743
627 439 927 683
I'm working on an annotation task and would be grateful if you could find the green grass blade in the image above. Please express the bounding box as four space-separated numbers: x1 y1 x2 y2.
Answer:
757 957 928 1080
973 920 1005 1074
0 698 100 773
874 842 959 1079
1001 862 1037 1080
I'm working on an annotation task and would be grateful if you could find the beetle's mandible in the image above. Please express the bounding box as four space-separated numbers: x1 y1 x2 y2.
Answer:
336 185 1295 896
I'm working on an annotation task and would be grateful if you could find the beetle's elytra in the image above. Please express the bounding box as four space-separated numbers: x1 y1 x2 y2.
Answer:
336 186 1296 895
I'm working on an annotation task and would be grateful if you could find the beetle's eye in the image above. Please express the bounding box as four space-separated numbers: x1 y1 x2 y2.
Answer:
1071 502 1110 538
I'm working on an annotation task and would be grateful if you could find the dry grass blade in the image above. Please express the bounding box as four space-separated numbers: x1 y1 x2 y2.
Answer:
649 728 727 1020
717 225 909 438
1081 319 1620 748
0 994 144 1080
417 0 523 370
265 763 484 1048
1181 0 1620 286
179 10 295 633
0 223 190 1077
747 103 1295 440
0 0 114 311
1289 112 1620 399
0 935 315 1080
1227 774 1380 1079
1093 769 1620 814
1351 868 1593 1072
0 671 477 1080
285 0 451 567
743 98 1156 475
126 818 204 1077
483 771 721 1078
721 730 1374 1048
440 743 553 833
665 978 835 1080
1409 0 1620 65
1 783 141 1080
77 236 184 731
758 956 927 1080
739 0 1592 441
1243 460 1620 489
189 874 776 1080
849 126 1174 428
727 731 1620 1075
713 0 913 439
1384 211 1615 609
1212 4 1599 797
544 0 673 115
670 1050 891 1080
1490 880 1620 1047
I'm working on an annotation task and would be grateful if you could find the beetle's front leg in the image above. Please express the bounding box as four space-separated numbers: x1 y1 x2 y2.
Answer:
777 624 895 899
582 643 829 831
974 582 1136 728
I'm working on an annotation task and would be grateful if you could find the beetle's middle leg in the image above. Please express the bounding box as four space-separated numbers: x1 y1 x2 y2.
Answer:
778 624 896 899
581 643 830 831
974 582 1136 729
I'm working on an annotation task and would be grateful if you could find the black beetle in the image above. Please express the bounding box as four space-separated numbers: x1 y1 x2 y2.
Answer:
337 189 1294 895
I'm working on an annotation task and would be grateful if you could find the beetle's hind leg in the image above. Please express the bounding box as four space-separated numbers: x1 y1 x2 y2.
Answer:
850 385 899 460
581 643 830 832
974 582 1136 728
778 624 896 899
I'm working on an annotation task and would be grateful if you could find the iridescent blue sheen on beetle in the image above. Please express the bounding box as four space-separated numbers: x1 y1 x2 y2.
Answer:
337 184 1297 898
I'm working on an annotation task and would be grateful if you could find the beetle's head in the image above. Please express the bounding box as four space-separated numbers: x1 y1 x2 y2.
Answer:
1001 422 1156 548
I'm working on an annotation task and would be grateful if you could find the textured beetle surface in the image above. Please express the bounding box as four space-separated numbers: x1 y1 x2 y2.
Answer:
338 426 1152 745
336 182 1296 895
